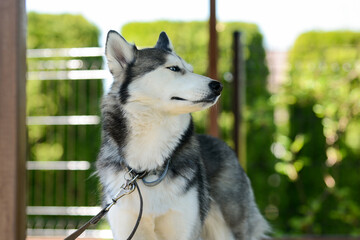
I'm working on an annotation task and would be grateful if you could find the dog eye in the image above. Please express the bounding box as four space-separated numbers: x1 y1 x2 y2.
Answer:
167 66 181 72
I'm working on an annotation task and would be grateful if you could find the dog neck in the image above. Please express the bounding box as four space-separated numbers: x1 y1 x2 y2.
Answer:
121 103 192 172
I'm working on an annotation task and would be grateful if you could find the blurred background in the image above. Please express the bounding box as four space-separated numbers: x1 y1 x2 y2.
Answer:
25 0 360 238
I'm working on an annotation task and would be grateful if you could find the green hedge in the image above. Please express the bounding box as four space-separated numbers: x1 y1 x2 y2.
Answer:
28 12 100 48
121 20 275 224
275 31 360 235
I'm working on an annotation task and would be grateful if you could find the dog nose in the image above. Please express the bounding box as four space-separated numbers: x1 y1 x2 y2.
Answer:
209 81 223 95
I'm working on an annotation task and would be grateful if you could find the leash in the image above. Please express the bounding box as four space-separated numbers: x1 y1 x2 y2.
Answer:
64 172 143 240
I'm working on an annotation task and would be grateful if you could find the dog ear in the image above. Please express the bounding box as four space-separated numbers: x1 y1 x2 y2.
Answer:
105 30 137 77
155 32 174 52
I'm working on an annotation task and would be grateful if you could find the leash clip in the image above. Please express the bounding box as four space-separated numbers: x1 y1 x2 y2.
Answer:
124 168 140 185
105 175 137 212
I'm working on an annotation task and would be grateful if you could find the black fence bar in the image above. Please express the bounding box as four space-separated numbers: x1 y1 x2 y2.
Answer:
232 31 247 169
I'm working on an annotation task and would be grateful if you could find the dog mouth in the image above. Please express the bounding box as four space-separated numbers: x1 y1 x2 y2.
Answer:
171 94 219 104
171 96 187 101
192 94 219 104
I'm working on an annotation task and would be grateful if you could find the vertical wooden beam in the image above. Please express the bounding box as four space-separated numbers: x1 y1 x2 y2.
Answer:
232 32 247 169
0 0 27 239
208 0 220 137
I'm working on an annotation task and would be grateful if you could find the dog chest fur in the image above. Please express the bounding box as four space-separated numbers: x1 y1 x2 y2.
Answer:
103 169 202 240
122 105 191 171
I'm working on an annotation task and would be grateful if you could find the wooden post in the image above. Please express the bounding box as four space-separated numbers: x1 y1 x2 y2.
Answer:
208 0 220 137
232 31 247 169
0 0 27 239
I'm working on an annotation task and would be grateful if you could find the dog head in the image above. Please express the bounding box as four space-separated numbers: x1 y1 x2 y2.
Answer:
105 30 222 115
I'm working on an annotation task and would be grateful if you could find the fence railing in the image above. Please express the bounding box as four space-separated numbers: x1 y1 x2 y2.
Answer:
26 47 109 238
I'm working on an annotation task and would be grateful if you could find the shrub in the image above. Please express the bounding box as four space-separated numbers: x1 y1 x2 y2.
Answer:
275 31 360 234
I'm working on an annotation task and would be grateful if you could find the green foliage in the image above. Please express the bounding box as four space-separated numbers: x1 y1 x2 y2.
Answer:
27 12 103 228
275 31 360 234
28 12 100 48
121 20 275 225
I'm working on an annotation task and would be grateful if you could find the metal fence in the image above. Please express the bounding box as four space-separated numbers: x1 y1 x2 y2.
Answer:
26 47 111 238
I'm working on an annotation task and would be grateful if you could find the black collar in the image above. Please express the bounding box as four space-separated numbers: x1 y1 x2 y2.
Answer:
127 157 170 187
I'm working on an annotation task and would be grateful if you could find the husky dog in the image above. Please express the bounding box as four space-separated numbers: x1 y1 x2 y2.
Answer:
96 30 270 240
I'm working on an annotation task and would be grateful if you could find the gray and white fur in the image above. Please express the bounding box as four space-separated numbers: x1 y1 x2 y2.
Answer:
96 30 270 240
